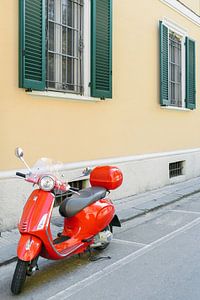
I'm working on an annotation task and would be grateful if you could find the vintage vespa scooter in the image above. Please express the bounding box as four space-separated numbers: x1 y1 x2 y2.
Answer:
11 147 123 294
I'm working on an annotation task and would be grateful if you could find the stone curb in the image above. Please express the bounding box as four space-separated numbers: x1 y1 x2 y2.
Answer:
119 188 200 223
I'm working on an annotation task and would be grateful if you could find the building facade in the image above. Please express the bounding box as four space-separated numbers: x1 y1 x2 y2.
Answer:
1 0 200 231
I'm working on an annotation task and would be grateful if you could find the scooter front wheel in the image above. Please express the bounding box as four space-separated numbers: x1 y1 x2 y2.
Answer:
11 259 28 295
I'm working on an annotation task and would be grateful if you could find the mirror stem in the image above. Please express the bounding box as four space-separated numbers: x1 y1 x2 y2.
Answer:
20 157 32 173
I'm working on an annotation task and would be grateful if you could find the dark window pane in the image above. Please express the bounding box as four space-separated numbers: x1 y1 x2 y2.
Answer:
62 0 73 26
49 22 54 51
68 28 73 56
48 53 55 88
62 27 66 54
62 0 67 24
48 0 55 20
62 56 66 86
67 57 74 90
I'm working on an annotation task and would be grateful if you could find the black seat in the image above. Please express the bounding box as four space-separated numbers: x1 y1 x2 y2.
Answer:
59 187 107 218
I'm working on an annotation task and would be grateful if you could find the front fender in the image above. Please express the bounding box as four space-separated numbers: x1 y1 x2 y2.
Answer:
17 234 42 261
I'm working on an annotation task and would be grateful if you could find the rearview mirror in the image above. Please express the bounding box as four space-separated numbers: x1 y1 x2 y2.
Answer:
15 147 24 159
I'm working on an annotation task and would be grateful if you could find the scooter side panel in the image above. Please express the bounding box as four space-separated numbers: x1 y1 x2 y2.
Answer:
63 199 115 238
17 234 42 261
41 199 115 260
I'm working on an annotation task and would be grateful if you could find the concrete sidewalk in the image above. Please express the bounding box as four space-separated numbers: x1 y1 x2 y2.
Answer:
1 176 200 267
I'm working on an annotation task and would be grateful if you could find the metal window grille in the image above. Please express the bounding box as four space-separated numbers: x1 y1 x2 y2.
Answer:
169 31 182 107
46 0 84 94
169 161 184 178
54 179 85 206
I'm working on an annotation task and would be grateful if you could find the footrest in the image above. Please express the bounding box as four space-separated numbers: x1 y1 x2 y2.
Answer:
53 235 70 245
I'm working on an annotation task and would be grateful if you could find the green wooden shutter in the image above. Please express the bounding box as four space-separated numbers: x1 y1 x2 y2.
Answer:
185 37 196 109
159 21 169 106
91 0 112 99
19 0 46 90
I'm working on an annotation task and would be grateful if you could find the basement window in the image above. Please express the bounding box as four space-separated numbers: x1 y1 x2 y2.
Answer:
169 161 185 178
54 179 86 206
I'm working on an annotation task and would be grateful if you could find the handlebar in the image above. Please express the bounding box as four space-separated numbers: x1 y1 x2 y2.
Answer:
16 172 26 178
15 171 71 193
69 187 80 192
15 170 85 194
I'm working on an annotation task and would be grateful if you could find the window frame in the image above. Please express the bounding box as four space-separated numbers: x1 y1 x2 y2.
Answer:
160 19 196 110
162 19 187 109
19 0 113 101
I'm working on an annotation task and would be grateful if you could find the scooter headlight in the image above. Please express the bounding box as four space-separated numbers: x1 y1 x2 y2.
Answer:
39 175 55 191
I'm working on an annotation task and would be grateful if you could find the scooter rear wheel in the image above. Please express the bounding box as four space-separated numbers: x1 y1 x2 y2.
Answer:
11 259 28 295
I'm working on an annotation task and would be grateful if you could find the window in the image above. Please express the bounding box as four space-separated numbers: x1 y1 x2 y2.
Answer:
159 20 196 109
47 0 84 94
169 31 182 107
19 0 112 99
54 179 85 206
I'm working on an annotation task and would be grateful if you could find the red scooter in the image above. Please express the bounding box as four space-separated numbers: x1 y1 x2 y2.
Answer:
11 148 123 295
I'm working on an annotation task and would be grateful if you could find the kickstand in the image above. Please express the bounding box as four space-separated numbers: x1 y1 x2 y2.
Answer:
88 248 111 262
89 255 111 262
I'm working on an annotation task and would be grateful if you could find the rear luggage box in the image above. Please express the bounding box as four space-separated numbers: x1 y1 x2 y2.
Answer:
90 166 123 190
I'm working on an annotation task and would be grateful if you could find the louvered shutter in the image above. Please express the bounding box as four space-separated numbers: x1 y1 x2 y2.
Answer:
91 0 112 99
159 21 169 106
19 0 46 90
185 37 196 110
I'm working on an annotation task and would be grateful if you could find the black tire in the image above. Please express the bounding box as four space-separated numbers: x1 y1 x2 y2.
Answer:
11 259 28 295
96 225 113 250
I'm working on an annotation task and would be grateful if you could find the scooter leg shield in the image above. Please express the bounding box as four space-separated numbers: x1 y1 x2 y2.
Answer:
17 234 42 261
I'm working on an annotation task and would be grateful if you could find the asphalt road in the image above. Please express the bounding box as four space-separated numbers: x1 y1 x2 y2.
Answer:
2 192 200 299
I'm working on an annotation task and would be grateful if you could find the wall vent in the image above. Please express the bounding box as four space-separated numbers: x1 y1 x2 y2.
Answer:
169 161 185 178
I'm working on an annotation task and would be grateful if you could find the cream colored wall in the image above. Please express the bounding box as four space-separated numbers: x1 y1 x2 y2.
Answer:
181 0 200 14
1 0 200 171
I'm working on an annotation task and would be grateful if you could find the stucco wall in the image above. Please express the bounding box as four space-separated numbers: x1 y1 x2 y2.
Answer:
181 0 200 14
0 0 200 171
2 1 200 230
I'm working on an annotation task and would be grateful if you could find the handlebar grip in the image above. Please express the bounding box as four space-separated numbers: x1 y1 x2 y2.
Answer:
16 172 26 178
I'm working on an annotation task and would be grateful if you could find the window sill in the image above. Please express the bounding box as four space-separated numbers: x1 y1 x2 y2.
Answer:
27 90 105 103
161 106 191 111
